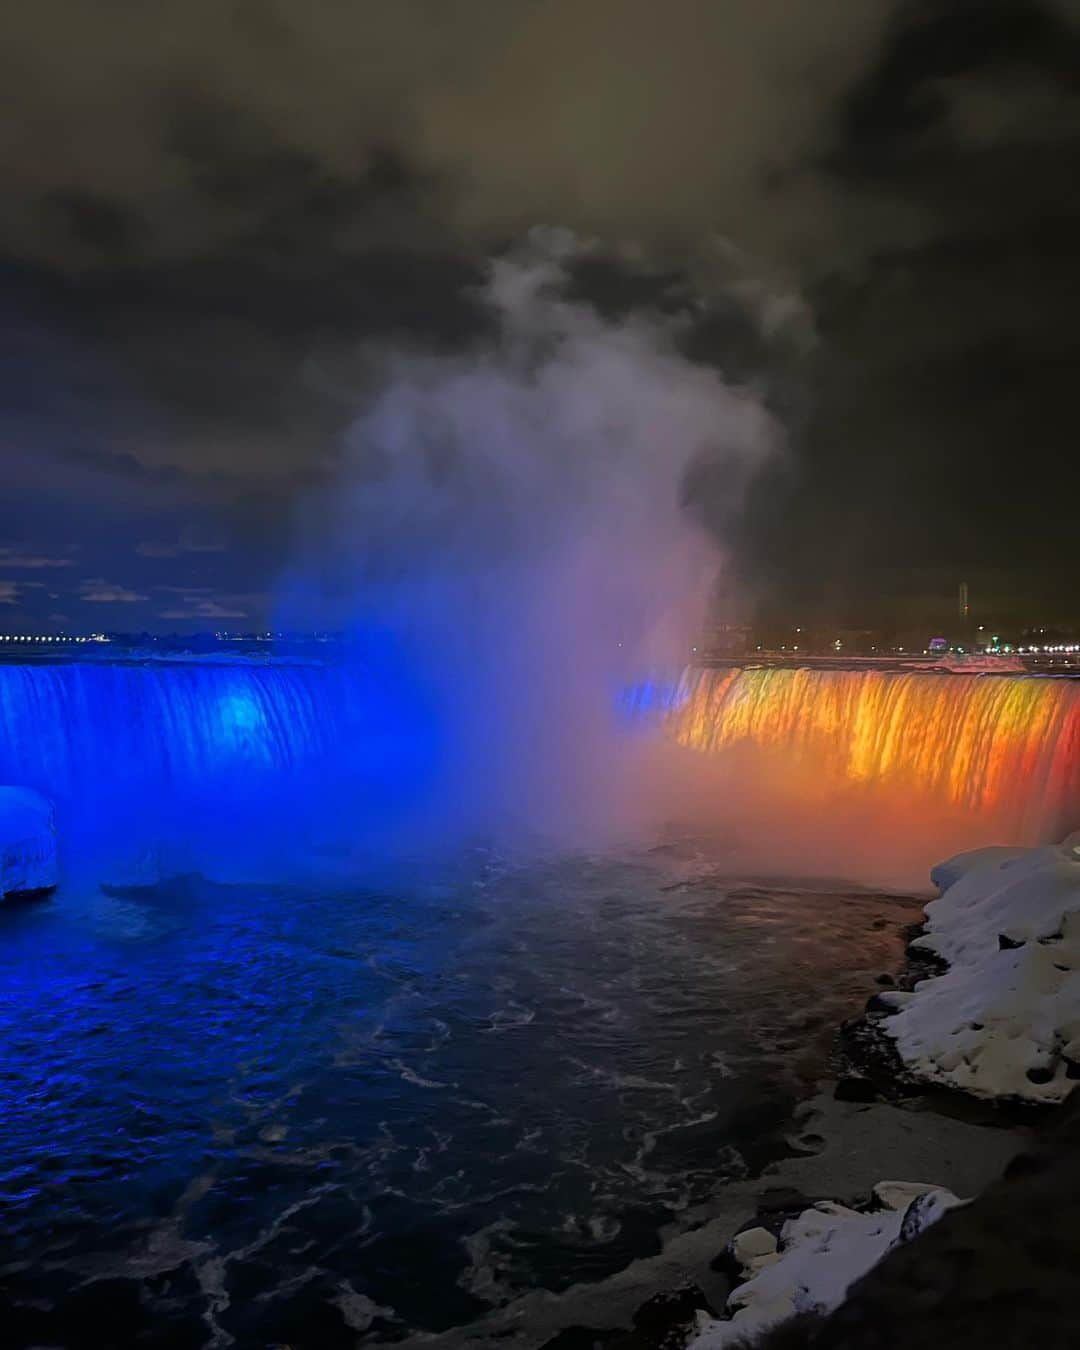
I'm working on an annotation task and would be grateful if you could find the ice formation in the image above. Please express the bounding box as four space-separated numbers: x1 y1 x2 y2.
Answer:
0 785 58 897
689 1182 961 1348
880 833 1080 1102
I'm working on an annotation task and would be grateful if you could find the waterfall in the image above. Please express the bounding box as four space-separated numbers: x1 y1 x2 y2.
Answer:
669 666 1080 841
0 658 438 874
4 658 1079 876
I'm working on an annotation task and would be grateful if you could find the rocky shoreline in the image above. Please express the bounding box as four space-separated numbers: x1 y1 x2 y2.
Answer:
413 1078 1029 1350
509 838 1080 1350
390 840 1080 1350
615 838 1080 1350
494 1090 1027 1350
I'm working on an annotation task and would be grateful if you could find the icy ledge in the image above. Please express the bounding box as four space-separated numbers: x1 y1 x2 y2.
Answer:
689 1182 961 1349
0 786 58 898
878 832 1080 1103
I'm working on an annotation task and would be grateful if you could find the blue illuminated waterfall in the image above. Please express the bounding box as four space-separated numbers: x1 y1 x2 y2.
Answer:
0 658 439 874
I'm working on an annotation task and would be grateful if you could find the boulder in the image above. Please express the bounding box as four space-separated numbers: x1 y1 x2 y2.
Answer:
0 786 58 898
883 835 1080 1103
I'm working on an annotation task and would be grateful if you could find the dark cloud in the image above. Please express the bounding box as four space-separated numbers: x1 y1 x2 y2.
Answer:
79 579 147 605
0 0 1077 628
42 190 146 259
839 0 1080 159
136 527 226 558
759 0 1080 623
0 548 74 569
0 1 898 265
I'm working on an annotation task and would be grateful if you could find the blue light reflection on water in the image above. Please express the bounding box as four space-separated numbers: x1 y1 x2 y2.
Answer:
0 860 919 1345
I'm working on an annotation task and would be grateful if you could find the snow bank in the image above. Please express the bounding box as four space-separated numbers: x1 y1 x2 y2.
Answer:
689 1182 961 1348
879 833 1080 1103
0 786 58 897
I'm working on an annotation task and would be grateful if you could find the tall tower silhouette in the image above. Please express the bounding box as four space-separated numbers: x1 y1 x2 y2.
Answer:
959 581 970 621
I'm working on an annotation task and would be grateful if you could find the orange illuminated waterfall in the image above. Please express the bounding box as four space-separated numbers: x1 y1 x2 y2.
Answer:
669 667 1080 840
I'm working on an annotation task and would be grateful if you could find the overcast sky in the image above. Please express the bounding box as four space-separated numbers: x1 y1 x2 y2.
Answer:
1 0 1078 631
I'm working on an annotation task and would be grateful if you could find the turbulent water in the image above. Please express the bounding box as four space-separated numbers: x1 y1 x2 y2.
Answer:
1 656 1077 1344
0 852 921 1348
672 665 1080 839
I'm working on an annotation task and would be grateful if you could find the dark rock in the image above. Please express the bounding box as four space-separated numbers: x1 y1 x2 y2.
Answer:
901 940 949 978
572 1285 717 1350
709 1244 744 1281
865 993 898 1016
1026 1066 1056 1085
632 1284 714 1335
874 973 896 986
1004 1150 1049 1181
998 933 1025 950
834 1075 879 1103
898 1192 942 1244
756 1185 814 1214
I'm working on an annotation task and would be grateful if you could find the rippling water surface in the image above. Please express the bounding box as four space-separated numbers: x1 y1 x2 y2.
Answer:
0 849 921 1347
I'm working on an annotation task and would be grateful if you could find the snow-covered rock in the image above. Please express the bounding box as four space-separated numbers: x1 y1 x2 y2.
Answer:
0 786 58 897
689 1184 961 1349
880 833 1080 1103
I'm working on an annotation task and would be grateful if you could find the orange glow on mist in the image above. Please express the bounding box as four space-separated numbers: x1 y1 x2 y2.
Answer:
669 667 1080 842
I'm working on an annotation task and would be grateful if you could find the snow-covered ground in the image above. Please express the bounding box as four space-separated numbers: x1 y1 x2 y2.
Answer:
689 834 1080 1346
878 833 1080 1103
0 785 58 897
689 1182 962 1349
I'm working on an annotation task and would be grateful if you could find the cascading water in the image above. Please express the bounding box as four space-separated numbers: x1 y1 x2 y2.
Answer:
670 665 1080 842
0 657 439 875
4 657 1079 880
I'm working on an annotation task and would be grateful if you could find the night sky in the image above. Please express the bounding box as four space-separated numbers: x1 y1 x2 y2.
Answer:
2 0 1078 632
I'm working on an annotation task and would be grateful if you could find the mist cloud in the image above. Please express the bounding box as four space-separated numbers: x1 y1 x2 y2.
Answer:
279 230 786 842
